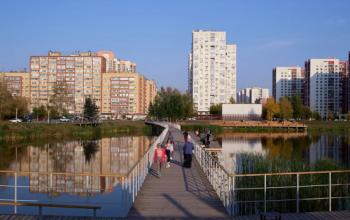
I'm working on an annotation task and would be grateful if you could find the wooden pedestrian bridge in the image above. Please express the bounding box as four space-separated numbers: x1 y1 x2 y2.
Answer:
1 122 349 219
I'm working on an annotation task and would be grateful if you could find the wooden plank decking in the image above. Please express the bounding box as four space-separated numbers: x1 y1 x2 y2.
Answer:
127 127 230 219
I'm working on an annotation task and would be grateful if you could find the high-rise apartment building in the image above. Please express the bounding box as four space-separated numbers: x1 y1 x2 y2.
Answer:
237 87 269 104
30 51 106 114
96 50 116 73
304 59 344 119
116 60 136 73
29 51 155 116
0 72 30 99
272 67 304 101
101 72 157 117
96 51 137 73
237 88 251 104
189 30 237 115
251 87 269 104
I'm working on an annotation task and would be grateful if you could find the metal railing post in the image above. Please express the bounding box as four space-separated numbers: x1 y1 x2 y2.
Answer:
264 174 267 212
329 172 332 212
297 173 299 213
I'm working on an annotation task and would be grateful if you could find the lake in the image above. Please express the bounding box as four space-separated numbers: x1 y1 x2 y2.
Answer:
215 132 350 215
216 132 350 174
0 135 155 217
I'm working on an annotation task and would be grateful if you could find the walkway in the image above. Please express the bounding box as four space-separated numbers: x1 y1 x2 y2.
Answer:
127 127 230 219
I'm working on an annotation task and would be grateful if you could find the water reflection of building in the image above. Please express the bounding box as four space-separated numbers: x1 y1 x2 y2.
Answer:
12 136 153 196
306 136 350 167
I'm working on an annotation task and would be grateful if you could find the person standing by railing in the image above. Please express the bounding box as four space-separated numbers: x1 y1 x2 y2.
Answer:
153 143 166 177
183 132 194 168
165 139 174 168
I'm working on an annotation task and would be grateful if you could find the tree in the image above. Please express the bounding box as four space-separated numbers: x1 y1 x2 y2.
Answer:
148 87 194 121
263 97 280 121
210 104 222 115
83 97 99 121
327 111 335 121
312 111 321 120
49 81 72 117
279 97 293 119
300 106 312 120
32 105 47 121
0 81 29 120
229 96 235 104
290 95 303 119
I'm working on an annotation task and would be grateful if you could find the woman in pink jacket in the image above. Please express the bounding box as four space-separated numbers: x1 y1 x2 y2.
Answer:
154 143 166 177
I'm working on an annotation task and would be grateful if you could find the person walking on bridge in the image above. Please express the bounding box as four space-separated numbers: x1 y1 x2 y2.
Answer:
154 143 166 177
183 132 194 168
165 139 174 168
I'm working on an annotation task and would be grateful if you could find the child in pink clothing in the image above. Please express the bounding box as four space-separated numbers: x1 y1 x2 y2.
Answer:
153 143 166 177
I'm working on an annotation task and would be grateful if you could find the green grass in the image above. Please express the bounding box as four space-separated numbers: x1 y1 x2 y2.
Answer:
0 120 151 141
182 120 350 134
305 121 350 134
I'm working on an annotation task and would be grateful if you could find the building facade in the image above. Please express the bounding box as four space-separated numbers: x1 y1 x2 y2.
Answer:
96 50 116 73
30 51 155 116
343 54 350 114
96 51 137 73
189 30 237 115
101 72 157 117
237 88 251 104
304 59 344 119
0 72 30 99
272 66 304 101
30 51 106 114
237 87 269 104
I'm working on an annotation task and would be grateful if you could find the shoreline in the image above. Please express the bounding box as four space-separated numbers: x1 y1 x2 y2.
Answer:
0 120 151 141
181 120 350 134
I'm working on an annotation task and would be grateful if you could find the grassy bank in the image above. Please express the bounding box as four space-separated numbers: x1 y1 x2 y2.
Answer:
181 120 350 134
305 121 350 133
0 120 151 141
181 123 302 134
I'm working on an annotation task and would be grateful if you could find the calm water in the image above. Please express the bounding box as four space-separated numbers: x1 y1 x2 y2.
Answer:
215 132 350 215
0 136 155 217
217 132 350 174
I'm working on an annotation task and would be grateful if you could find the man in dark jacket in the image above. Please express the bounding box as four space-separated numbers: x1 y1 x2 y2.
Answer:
183 132 194 168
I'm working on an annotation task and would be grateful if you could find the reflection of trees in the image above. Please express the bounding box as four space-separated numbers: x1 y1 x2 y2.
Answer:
261 136 314 161
51 143 73 172
83 140 99 163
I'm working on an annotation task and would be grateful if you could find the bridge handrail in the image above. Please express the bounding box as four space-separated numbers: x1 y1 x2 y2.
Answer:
0 201 100 216
121 121 169 213
190 131 350 216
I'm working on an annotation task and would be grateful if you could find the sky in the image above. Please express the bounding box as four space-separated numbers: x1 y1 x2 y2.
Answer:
1 0 350 92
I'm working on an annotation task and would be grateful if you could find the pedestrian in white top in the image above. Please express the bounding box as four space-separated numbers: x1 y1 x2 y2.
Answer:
165 139 174 168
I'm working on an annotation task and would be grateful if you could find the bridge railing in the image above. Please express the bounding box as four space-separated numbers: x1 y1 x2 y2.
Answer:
193 142 235 215
193 140 350 216
121 121 169 211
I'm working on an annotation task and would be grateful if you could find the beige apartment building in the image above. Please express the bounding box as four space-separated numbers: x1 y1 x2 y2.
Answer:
101 72 157 117
30 51 107 114
0 72 30 99
29 51 156 116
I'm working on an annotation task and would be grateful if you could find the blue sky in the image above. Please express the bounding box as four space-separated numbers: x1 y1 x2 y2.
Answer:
1 0 350 92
